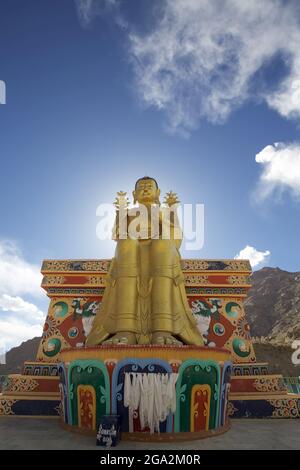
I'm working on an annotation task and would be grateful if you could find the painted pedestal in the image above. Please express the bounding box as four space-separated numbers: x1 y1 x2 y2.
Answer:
59 345 232 441
1 258 300 424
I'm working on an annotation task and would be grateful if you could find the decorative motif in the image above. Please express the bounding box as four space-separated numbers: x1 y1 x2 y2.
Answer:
42 316 61 339
88 275 106 285
78 385 96 430
55 402 63 417
47 287 104 296
42 258 251 274
190 384 210 431
42 275 65 285
43 338 62 357
232 364 269 376
225 301 241 318
190 298 222 346
42 259 111 273
183 260 250 272
175 360 221 432
269 399 300 418
3 377 39 393
236 317 252 341
220 361 232 426
43 275 107 287
82 260 110 272
232 338 251 358
0 399 17 415
223 261 251 272
227 401 238 417
186 287 248 296
190 297 235 349
228 275 251 285
68 326 79 339
53 301 68 318
58 364 69 424
184 275 211 285
42 260 72 272
71 299 99 319
169 361 181 373
254 378 286 393
181 260 210 271
23 362 59 376
68 359 110 430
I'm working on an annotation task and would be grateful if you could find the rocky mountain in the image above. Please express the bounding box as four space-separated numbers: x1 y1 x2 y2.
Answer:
0 336 41 376
253 342 300 376
245 267 300 344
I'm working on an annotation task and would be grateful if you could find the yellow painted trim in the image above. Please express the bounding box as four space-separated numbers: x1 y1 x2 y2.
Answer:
187 294 248 298
183 270 251 275
42 270 252 276
23 362 59 366
45 293 249 299
41 259 251 275
185 283 251 287
61 345 230 363
233 362 269 366
6 374 59 381
0 394 59 401
4 392 60 397
44 292 249 298
43 283 107 288
231 375 283 380
230 391 285 397
42 282 251 288
0 415 59 420
46 293 103 298
229 393 298 400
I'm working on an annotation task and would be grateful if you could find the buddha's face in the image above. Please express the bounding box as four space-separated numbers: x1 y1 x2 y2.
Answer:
133 178 160 204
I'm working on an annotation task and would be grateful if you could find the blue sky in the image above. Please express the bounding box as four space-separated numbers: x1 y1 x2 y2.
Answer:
1 0 300 348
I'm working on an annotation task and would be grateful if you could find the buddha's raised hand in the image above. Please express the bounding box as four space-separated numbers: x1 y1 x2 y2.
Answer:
164 191 180 207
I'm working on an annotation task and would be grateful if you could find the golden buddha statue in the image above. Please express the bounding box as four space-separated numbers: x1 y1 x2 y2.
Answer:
86 176 203 347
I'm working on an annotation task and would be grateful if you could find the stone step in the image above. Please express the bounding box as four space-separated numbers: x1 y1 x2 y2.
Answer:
229 393 300 419
0 394 60 417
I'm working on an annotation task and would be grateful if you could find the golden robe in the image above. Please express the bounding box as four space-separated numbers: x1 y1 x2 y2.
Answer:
86 214 203 346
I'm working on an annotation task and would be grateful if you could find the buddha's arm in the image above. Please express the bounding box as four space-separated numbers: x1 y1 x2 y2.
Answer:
112 211 129 240
169 208 183 251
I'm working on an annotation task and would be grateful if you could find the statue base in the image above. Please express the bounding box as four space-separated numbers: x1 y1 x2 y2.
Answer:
61 420 231 441
59 344 232 440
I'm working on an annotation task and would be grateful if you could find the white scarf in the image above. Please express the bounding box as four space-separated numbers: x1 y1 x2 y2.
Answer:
123 372 179 433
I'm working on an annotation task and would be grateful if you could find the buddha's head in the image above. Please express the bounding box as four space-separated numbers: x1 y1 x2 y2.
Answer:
133 176 160 205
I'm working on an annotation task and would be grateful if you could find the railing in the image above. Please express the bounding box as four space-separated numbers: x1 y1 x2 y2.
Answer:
283 377 300 394
0 375 8 393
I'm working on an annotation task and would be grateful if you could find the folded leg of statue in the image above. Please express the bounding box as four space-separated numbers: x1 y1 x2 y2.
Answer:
150 239 203 346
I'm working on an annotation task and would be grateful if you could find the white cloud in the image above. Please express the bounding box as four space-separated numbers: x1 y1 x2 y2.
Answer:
75 0 125 28
0 240 43 297
0 240 44 351
129 0 300 135
235 245 271 269
254 142 300 201
0 294 44 324
0 317 42 352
